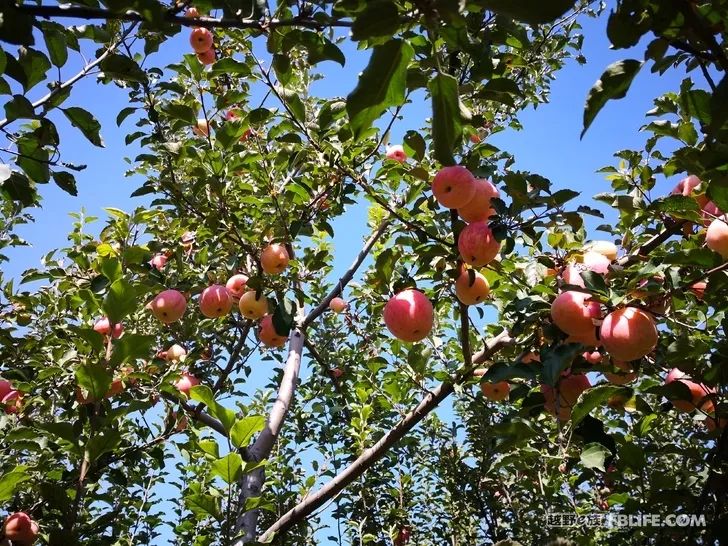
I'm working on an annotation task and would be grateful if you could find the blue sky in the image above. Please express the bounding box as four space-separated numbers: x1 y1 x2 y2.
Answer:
1 5 704 544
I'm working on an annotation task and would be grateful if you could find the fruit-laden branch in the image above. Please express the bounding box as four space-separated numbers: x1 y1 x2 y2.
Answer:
12 3 354 30
302 218 391 329
233 304 307 544
258 329 514 541
0 22 137 130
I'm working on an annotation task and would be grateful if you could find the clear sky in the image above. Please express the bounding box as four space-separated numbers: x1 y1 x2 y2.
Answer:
1 4 700 544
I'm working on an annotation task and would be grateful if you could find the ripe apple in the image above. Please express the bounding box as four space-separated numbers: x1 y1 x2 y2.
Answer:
149 253 168 271
431 166 477 209
199 284 233 318
458 221 500 267
164 344 187 362
329 297 348 313
383 289 434 343
197 48 216 65
550 291 601 336
690 281 707 300
480 380 510 401
3 512 39 544
0 380 12 401
385 144 407 162
455 267 490 305
457 178 499 223
706 218 728 259
665 368 714 412
520 352 540 364
238 291 268 319
600 307 658 361
149 289 187 324
673 174 709 208
261 243 290 274
259 315 287 348
560 251 611 288
583 350 603 365
394 526 411 546
2 390 22 414
604 359 637 385
583 240 618 261
189 27 213 53
175 372 200 396
225 274 248 299
328 368 344 379
106 378 125 398
542 373 590 420
93 317 124 339
185 7 199 17
702 200 725 226
192 119 209 137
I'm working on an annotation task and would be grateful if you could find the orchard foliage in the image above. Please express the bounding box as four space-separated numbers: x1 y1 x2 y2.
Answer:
1 0 728 545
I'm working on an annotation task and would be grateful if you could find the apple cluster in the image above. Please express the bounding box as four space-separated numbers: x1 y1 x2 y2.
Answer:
188 10 216 66
383 165 501 343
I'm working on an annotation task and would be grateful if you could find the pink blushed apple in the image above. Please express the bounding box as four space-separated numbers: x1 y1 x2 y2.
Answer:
431 166 477 209
383 289 434 342
149 289 187 324
199 284 233 318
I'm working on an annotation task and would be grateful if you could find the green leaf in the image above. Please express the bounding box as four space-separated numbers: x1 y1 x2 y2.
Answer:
351 1 399 41
0 0 35 45
482 361 537 382
541 343 582 386
3 94 34 123
52 171 77 196
86 430 121 462
580 442 610 471
161 103 197 124
187 493 222 520
478 78 522 107
211 453 243 484
230 415 266 449
272 299 296 337
0 466 31 502
429 73 462 166
42 24 68 68
0 171 36 206
189 385 236 432
17 47 50 92
102 278 137 324
62 107 104 147
476 0 577 24
209 57 252 77
403 130 426 161
108 335 156 367
707 177 728 214
75 364 112 402
709 74 728 133
571 385 632 425
346 39 413 140
99 54 147 83
581 59 642 138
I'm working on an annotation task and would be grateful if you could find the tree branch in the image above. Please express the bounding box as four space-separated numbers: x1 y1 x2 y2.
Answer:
12 4 353 30
302 218 391 329
0 22 137 130
234 304 307 544
258 329 513 541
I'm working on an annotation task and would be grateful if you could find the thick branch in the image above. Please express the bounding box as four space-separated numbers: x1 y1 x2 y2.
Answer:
13 4 353 30
258 330 513 541
302 219 391 329
234 305 306 543
0 23 136 130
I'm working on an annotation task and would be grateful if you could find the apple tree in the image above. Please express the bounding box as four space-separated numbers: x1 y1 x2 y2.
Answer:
0 0 727 545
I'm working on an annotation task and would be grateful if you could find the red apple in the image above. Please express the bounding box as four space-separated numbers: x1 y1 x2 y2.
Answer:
164 344 187 362
600 307 658 361
225 274 249 299
149 253 168 271
175 372 200 396
457 178 499 223
149 289 187 324
542 373 591 420
665 368 715 412
185 7 199 17
189 27 213 53
550 291 601 336
3 512 39 544
261 243 290 275
259 315 287 348
690 281 707 300
238 291 268 320
93 317 124 339
458 221 500 267
385 144 407 163
583 350 603 365
672 175 709 208
431 166 477 209
383 289 434 343
329 297 348 313
583 240 618 261
197 48 216 65
199 284 233 318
